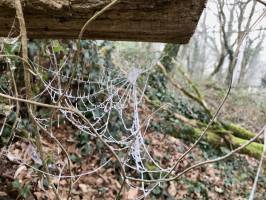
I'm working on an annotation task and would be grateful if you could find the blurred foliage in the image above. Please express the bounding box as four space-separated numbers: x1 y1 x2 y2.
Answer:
12 179 32 199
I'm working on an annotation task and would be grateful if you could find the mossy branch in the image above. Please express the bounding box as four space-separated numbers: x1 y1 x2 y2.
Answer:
222 122 262 142
173 113 264 159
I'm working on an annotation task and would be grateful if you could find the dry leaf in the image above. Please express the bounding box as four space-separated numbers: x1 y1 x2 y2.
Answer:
26 144 43 165
79 183 89 193
6 152 19 162
168 182 177 197
124 188 139 200
14 165 27 179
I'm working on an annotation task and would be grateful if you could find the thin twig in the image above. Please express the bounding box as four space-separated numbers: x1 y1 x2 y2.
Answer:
126 124 266 183
0 91 127 182
248 128 266 200
0 116 7 136
7 61 20 148
125 7 266 186
256 0 266 7
14 0 61 199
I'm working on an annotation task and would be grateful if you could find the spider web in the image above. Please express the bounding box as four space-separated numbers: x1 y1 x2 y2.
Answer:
30 56 170 196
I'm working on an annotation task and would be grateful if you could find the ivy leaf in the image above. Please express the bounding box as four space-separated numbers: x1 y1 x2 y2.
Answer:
20 184 31 199
12 179 21 189
52 40 64 53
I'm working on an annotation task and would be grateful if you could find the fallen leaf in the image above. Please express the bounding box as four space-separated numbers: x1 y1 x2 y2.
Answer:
168 182 177 197
14 165 27 179
215 186 224 194
124 188 139 200
79 183 89 193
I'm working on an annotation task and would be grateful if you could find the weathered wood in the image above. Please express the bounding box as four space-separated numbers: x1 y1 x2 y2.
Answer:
0 0 206 43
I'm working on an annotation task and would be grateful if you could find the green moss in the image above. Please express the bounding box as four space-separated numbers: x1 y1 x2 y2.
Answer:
193 128 222 146
230 135 263 159
177 126 222 146
170 124 263 159
223 123 256 140
206 132 222 146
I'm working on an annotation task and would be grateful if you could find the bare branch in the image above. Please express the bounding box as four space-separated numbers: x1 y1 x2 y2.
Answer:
256 0 266 7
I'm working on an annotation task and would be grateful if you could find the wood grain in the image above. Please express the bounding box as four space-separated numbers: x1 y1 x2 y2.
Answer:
0 0 206 43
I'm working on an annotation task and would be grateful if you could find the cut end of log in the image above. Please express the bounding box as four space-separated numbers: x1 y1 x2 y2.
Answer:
0 0 206 43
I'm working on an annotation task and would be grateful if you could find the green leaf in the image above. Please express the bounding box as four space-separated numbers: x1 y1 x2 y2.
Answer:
20 184 31 198
52 40 63 53
70 154 81 164
12 179 21 189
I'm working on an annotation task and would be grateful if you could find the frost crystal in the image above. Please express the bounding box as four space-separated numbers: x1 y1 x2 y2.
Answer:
27 64 168 197
127 67 142 84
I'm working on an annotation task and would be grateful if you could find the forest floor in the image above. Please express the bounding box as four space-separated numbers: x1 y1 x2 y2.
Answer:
0 85 266 200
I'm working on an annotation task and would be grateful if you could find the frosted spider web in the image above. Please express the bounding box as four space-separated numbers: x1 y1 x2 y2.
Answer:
30 57 171 197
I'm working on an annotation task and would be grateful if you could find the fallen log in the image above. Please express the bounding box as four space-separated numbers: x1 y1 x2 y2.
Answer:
145 43 264 160
172 113 264 159
0 0 206 43
222 122 260 141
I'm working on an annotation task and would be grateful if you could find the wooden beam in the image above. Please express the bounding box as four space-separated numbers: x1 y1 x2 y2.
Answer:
0 0 206 43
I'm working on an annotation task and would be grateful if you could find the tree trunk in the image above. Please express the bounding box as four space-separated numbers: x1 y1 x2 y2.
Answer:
225 53 235 85
0 0 206 43
210 52 226 77
148 44 180 101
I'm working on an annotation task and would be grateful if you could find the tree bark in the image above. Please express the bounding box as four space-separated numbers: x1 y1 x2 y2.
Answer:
0 0 206 43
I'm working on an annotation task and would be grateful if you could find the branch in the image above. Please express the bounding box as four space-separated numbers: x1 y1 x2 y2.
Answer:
126 124 266 183
14 0 61 199
0 91 127 185
256 0 266 7
166 125 266 182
